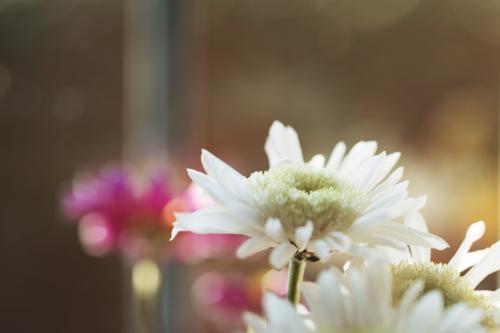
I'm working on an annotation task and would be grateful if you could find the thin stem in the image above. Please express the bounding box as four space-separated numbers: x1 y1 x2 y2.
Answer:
286 255 306 305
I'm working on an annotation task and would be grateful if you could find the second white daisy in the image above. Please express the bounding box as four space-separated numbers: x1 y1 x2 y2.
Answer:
384 219 500 329
245 261 486 333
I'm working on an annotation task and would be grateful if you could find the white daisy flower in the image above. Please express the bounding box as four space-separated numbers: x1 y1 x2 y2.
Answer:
244 261 486 333
171 121 447 269
385 219 500 329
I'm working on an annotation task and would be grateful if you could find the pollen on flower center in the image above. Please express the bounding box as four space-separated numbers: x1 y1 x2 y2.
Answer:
390 262 496 328
341 329 395 333
247 165 366 237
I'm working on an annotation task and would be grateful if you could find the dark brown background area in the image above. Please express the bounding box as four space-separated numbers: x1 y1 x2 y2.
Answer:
0 1 123 332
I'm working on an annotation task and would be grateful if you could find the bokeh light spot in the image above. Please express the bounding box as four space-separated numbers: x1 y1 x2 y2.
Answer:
132 259 161 297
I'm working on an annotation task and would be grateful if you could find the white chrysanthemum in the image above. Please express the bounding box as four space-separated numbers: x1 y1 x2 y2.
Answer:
244 262 486 333
171 121 447 268
384 219 500 329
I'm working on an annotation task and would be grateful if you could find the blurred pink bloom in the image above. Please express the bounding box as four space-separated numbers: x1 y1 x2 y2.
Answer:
173 233 246 263
261 269 288 297
192 272 261 329
62 165 174 258
63 166 245 262
192 269 288 330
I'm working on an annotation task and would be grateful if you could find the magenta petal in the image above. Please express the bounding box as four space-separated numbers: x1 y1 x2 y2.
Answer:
62 164 177 258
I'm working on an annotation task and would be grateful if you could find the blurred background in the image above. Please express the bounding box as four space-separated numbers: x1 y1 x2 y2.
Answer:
1 0 499 332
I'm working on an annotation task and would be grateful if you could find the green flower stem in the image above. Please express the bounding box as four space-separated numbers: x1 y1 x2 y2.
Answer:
286 255 306 305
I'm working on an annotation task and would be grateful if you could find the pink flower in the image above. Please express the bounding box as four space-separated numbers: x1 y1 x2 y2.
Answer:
192 272 261 329
62 165 174 259
192 269 288 330
63 166 245 262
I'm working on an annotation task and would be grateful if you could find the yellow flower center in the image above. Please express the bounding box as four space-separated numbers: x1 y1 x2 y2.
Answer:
248 165 365 237
390 261 496 329
331 329 394 333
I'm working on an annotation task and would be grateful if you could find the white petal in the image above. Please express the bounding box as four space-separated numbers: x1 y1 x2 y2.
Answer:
347 244 383 261
309 239 331 260
406 291 444 333
264 293 311 333
363 151 401 192
294 221 313 251
411 195 427 211
345 268 371 324
401 280 425 308
307 154 325 168
350 232 408 250
370 223 448 250
325 231 352 252
187 169 227 206
351 209 392 230
339 141 378 179
363 260 393 321
364 181 409 214
170 224 183 241
464 241 500 288
243 313 267 333
172 208 263 239
314 269 349 330
457 249 489 272
370 167 404 196
377 245 412 263
188 169 261 223
264 121 304 167
405 209 428 231
397 280 424 321
405 211 431 262
224 200 262 226
326 141 346 172
237 237 275 258
352 152 387 191
200 149 252 204
448 221 485 272
387 197 425 220
434 303 485 333
265 218 287 242
301 282 326 329
270 242 297 269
